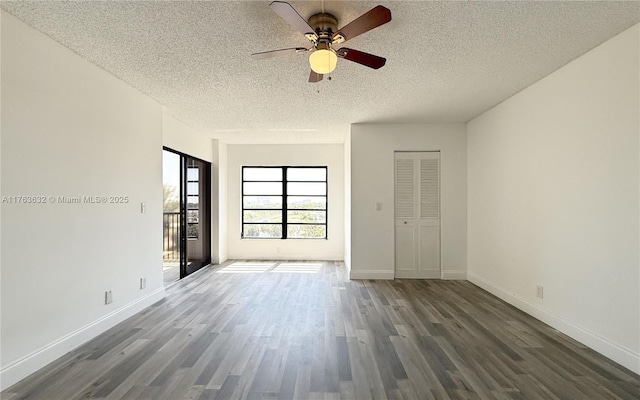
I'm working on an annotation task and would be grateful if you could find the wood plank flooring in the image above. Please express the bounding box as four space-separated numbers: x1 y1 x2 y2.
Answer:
3 261 639 400
162 262 179 286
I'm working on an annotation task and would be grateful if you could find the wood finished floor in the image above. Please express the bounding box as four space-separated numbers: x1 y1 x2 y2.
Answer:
162 263 179 286
3 261 639 400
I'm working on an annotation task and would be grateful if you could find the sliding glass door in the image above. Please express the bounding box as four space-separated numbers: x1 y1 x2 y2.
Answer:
162 148 211 283
184 156 211 275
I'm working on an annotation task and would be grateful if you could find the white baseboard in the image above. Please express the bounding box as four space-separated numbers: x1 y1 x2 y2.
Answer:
467 272 640 375
350 269 395 280
0 287 166 391
441 270 467 280
226 254 344 261
350 270 467 280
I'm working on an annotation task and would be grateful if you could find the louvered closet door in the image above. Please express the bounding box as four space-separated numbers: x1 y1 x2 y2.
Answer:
394 151 441 279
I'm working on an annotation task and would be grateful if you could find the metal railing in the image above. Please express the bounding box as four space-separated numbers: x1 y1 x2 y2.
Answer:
163 212 180 261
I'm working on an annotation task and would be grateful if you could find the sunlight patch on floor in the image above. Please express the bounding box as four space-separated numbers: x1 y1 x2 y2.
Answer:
215 261 324 274
216 262 276 274
163 261 179 270
272 262 323 274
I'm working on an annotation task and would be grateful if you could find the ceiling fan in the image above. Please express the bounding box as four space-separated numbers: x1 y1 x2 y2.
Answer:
251 1 392 83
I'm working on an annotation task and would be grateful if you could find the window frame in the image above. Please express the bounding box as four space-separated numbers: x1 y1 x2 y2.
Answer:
241 166 328 240
186 160 200 239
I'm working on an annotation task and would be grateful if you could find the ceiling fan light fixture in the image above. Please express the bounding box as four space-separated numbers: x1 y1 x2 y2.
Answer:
309 48 337 74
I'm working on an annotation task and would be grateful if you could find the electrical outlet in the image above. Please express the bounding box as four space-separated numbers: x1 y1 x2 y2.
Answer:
140 277 146 289
536 285 544 299
105 290 113 304
375 202 382 211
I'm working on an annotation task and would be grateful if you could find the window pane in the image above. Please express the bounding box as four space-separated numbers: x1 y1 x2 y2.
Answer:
287 211 326 223
187 223 199 239
244 168 282 181
243 196 282 209
187 182 199 195
187 210 199 223
243 224 282 238
187 195 199 209
244 182 282 195
243 210 283 223
187 167 199 181
287 196 326 210
288 224 326 239
287 182 326 195
288 168 326 181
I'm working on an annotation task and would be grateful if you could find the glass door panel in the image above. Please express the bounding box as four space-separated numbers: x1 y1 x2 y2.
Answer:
162 150 182 285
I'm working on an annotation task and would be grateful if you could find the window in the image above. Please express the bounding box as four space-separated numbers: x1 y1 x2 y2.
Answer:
186 160 199 239
242 166 327 239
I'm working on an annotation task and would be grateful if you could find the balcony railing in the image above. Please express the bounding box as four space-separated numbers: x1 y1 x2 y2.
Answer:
163 212 180 261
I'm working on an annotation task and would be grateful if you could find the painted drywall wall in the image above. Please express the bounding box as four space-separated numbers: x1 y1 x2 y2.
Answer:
218 142 228 263
227 144 344 260
0 11 165 389
211 140 228 264
350 124 467 280
344 130 352 272
162 113 213 162
467 24 639 373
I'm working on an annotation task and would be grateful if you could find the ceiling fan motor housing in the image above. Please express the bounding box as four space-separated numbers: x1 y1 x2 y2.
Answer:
308 13 338 38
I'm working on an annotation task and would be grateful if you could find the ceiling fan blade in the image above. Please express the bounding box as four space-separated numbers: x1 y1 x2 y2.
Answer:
270 1 317 37
336 48 386 69
309 70 323 83
333 5 391 43
251 47 308 60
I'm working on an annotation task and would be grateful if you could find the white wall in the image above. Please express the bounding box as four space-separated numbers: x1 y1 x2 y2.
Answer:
227 144 344 260
0 11 165 389
212 140 228 264
467 24 639 373
162 113 213 163
344 130 352 272
350 124 467 279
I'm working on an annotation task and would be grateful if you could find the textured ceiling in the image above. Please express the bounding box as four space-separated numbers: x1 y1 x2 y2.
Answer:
2 1 639 144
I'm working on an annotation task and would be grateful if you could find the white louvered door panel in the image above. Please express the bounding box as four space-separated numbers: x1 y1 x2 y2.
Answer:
395 152 441 279
395 157 417 275
420 159 440 218
418 155 440 278
395 159 415 219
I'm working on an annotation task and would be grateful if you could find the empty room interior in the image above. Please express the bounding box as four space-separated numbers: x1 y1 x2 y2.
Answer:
1 1 639 399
